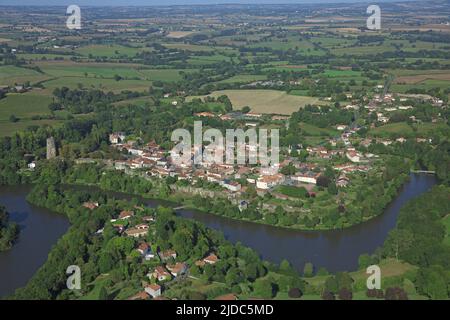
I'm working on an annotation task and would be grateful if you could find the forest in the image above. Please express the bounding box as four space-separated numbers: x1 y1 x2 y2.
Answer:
0 206 19 252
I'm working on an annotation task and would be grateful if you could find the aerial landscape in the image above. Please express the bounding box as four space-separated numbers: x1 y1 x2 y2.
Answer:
0 0 449 304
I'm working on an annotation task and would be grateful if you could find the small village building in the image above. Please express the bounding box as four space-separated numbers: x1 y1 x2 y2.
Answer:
151 266 171 282
167 262 187 277
144 284 162 298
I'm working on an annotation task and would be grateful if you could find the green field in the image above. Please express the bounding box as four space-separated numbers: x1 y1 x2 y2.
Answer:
137 68 191 82
41 77 153 93
370 122 450 138
0 92 65 136
0 93 52 120
75 44 149 58
218 74 267 84
0 65 49 86
113 96 154 107
38 63 144 79
300 122 339 136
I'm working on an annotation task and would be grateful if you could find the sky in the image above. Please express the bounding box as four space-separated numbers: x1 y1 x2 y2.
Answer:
0 0 403 6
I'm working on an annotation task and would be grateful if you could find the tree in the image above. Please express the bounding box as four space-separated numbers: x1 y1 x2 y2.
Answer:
241 106 251 113
253 279 274 299
316 175 330 188
9 114 19 123
416 266 449 299
97 286 108 300
225 268 240 287
358 253 373 269
303 262 314 277
98 251 116 273
328 182 338 195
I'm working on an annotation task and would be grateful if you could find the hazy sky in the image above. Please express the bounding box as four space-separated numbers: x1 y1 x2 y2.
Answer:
0 0 402 6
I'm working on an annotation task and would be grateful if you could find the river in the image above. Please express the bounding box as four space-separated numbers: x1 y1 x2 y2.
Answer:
0 185 70 298
0 173 437 297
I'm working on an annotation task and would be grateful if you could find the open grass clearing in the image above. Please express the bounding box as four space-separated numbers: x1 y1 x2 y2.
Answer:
190 89 321 115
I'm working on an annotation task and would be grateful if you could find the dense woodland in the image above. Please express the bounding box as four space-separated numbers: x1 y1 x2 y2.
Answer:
0 206 19 252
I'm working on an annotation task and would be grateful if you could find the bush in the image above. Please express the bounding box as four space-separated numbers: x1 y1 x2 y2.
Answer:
322 290 335 300
338 288 353 300
385 287 408 300
366 288 384 299
288 287 303 299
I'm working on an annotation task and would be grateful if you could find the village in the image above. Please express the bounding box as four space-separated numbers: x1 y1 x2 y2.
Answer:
81 199 232 301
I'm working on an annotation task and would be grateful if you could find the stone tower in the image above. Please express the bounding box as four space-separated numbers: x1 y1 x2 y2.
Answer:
46 137 57 160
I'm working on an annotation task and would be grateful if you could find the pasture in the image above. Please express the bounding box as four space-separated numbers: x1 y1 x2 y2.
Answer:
0 65 49 86
191 89 321 115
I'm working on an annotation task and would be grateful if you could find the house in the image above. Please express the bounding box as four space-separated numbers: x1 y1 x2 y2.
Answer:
127 291 150 300
272 115 290 121
158 249 177 261
83 202 99 210
144 284 161 298
142 216 155 222
125 228 148 238
346 151 361 163
109 132 126 144
167 262 187 277
256 174 285 190
291 172 320 185
214 294 238 300
119 210 134 220
27 161 36 169
238 200 249 212
171 101 178 106
223 180 241 192
203 253 219 265
336 176 349 188
195 112 216 118
135 223 149 230
151 266 171 281
137 242 151 256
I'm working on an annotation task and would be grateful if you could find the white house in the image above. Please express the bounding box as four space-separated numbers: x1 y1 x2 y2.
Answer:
222 181 241 192
346 151 361 163
256 174 285 190
144 284 161 298
291 172 320 185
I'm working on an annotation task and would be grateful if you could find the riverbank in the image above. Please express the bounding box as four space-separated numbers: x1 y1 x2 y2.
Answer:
62 169 412 232
61 173 437 272
0 173 439 298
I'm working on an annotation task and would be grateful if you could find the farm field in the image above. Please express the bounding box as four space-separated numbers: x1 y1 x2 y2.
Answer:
191 89 321 115
112 96 154 107
218 74 267 84
40 77 153 93
299 122 339 137
0 65 49 86
0 93 52 120
369 122 450 138
75 44 149 58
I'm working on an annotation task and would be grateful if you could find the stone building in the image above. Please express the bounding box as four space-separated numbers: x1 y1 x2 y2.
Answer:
46 137 57 159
